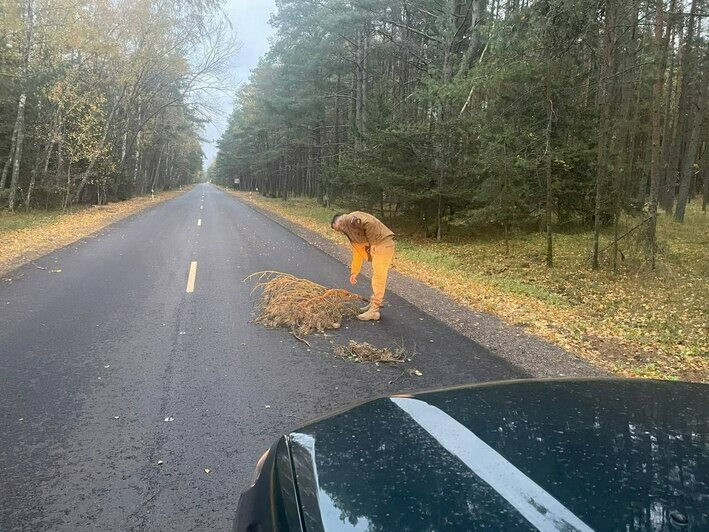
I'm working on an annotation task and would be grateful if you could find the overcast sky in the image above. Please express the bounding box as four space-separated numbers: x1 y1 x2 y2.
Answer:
201 0 277 167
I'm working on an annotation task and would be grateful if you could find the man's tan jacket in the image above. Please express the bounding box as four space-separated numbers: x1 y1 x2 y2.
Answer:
338 211 395 275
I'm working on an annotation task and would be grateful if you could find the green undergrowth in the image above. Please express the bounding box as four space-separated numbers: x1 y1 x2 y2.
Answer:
0 210 66 233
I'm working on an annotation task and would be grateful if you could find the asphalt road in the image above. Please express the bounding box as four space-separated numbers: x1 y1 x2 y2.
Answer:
0 184 528 531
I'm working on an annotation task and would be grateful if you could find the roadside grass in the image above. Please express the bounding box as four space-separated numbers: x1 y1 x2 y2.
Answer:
0 210 66 233
233 192 708 382
0 190 186 276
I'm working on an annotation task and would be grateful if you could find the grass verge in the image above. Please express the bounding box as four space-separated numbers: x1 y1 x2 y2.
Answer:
231 191 708 383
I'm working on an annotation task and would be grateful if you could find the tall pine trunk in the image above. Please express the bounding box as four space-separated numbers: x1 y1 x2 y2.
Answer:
663 0 697 214
658 4 680 212
646 0 667 269
703 148 709 211
545 78 554 268
592 10 614 270
674 39 708 222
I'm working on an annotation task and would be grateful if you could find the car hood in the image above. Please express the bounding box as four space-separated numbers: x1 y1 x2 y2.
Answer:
287 379 709 531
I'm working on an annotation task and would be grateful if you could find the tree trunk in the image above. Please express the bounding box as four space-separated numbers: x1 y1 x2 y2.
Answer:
658 1 680 212
646 0 667 270
334 72 341 164
354 27 368 146
662 0 697 214
674 39 708 222
545 91 553 268
703 147 709 211
0 119 19 190
71 93 121 204
611 2 640 271
362 28 368 136
8 94 28 212
8 0 35 211
133 129 141 186
592 12 614 270
435 70 452 242
456 0 487 78
436 172 444 241
674 109 702 221
25 138 53 211
355 31 363 145
151 143 164 193
63 161 72 210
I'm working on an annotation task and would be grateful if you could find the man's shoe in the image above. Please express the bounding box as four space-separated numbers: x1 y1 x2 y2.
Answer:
357 307 380 321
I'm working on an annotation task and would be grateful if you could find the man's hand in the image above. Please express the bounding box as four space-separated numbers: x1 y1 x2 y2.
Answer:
349 273 358 285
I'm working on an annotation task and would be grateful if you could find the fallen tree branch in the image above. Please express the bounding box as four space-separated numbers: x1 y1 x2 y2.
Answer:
599 217 649 255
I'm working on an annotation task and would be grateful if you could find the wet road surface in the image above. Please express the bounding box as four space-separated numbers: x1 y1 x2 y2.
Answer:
0 184 527 531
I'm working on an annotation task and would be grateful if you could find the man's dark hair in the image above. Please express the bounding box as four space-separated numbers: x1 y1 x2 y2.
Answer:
331 213 345 228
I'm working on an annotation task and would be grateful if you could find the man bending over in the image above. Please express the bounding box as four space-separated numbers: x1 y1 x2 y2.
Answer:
331 212 396 321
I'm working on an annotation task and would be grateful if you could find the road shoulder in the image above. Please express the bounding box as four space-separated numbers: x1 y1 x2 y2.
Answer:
227 191 603 379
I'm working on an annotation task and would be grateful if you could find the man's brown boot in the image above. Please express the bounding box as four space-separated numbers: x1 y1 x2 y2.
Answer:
357 304 380 321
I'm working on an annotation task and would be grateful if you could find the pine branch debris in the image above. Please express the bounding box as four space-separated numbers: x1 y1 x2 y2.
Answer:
333 340 408 364
246 271 367 336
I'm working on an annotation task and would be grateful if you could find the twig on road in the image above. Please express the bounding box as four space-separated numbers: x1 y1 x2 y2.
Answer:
388 370 408 385
291 331 311 347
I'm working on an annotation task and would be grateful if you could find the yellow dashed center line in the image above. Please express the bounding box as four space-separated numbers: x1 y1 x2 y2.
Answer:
186 261 198 293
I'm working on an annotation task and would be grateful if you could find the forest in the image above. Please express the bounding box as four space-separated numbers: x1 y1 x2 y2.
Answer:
214 0 708 270
0 0 234 210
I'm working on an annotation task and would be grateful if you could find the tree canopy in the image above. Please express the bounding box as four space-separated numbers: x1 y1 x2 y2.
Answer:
214 0 708 268
0 0 237 210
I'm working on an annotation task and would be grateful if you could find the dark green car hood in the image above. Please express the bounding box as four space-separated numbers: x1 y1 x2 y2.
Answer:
288 379 709 531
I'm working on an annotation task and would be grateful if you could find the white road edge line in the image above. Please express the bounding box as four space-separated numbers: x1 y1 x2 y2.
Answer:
197 219 202 226
186 261 198 293
200 205 203 210
390 397 594 532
